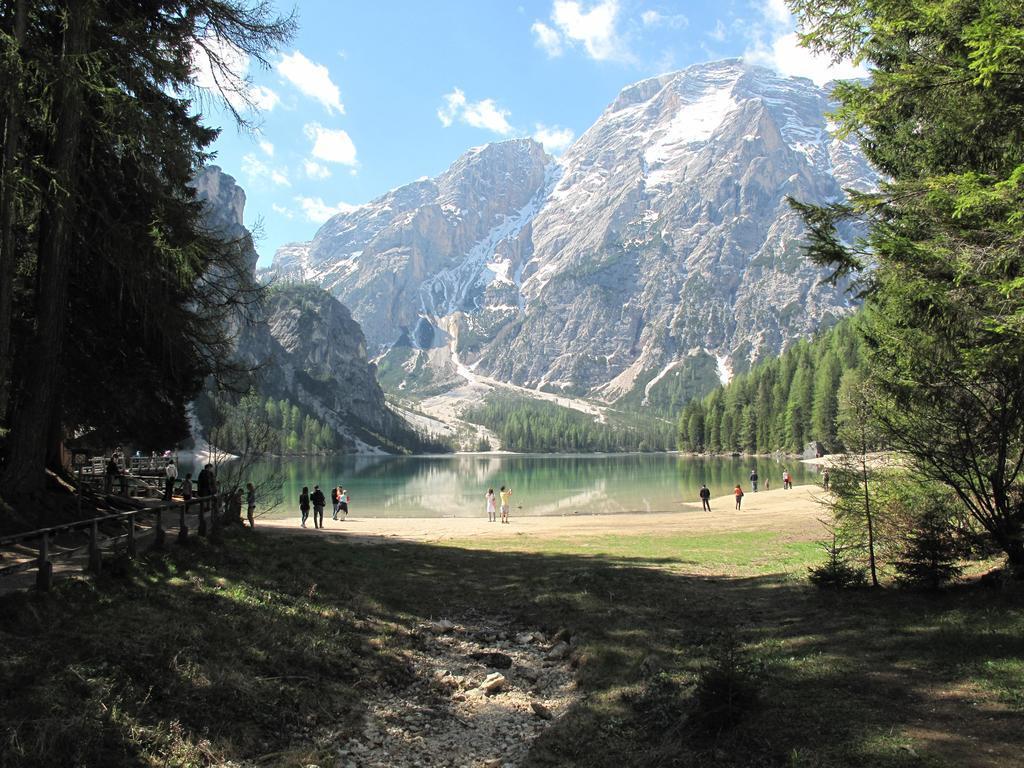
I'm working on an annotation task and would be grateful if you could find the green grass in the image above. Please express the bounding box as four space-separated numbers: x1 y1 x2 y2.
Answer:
452 530 823 576
1 528 1022 767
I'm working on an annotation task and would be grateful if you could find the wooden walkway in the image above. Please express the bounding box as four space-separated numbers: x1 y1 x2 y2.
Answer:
0 493 234 596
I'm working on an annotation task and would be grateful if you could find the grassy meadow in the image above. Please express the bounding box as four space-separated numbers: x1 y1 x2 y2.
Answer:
0 526 1021 767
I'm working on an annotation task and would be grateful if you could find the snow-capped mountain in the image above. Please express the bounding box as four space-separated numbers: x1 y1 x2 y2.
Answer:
267 59 876 406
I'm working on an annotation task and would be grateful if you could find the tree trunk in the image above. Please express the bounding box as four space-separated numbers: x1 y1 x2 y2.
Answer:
0 1 89 501
862 452 879 587
0 0 28 419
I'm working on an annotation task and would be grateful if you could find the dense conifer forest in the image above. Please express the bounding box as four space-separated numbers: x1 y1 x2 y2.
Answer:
676 318 868 454
463 394 676 453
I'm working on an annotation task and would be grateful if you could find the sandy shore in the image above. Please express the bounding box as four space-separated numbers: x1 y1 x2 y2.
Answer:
258 485 829 544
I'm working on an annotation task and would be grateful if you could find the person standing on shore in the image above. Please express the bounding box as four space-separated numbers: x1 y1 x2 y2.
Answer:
311 485 326 529
105 456 119 495
782 469 792 490
331 485 341 520
164 459 177 501
822 468 830 491
246 482 256 528
499 485 512 524
197 463 213 515
699 484 711 512
299 486 310 528
734 484 744 510
339 488 349 519
749 468 758 493
485 488 496 522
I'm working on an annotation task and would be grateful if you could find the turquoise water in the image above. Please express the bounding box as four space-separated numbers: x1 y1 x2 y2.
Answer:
245 454 818 519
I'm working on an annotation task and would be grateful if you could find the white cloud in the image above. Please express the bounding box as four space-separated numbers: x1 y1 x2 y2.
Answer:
550 0 628 62
191 34 262 112
303 159 333 179
296 196 360 223
437 88 514 135
303 122 358 165
277 51 345 115
249 85 280 111
743 1 867 85
271 203 294 219
531 21 564 57
533 124 575 153
708 19 727 42
530 1 631 62
241 153 290 187
258 139 274 157
745 32 866 84
764 0 792 26
641 10 688 29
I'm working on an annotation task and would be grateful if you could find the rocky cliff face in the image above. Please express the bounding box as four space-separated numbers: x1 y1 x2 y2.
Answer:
193 165 259 274
233 283 407 449
194 167 414 452
269 60 876 406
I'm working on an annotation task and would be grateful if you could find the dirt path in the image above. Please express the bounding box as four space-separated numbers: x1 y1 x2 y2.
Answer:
258 485 827 544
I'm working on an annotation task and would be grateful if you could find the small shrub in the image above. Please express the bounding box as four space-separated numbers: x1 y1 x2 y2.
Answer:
691 635 762 733
893 512 962 589
808 528 867 589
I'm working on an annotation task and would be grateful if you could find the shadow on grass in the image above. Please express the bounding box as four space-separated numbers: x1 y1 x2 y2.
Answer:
0 529 1022 767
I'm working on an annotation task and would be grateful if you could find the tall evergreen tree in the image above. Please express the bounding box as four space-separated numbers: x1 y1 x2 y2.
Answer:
0 2 294 504
790 0 1024 574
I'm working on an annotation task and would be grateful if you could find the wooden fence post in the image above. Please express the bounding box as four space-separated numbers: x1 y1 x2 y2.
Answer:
178 501 189 543
88 520 102 574
36 532 53 591
154 508 166 550
126 515 136 559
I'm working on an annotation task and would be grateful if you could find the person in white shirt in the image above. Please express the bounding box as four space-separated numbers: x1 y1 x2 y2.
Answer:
164 459 177 501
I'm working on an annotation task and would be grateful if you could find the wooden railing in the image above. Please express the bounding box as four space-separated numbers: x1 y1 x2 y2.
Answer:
0 492 235 591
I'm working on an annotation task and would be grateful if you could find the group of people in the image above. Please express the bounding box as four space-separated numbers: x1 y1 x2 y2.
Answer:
299 484 350 529
697 466 817 511
484 486 513 523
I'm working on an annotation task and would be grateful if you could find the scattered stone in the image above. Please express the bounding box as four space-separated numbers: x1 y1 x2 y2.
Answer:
482 759 502 768
478 672 507 694
469 651 513 669
514 632 535 645
544 641 570 661
530 701 554 720
427 619 456 634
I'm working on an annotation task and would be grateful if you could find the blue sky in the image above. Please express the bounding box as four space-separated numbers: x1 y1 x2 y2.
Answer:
195 0 861 266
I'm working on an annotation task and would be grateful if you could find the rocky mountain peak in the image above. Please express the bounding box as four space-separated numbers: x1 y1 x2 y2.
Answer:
267 60 877 410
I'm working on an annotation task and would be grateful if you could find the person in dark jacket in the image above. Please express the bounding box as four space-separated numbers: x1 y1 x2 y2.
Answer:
749 468 758 493
197 463 215 515
699 484 711 512
311 485 326 529
299 486 310 528
105 457 120 495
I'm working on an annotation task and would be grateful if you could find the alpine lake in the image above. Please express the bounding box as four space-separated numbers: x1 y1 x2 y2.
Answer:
237 453 820 520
